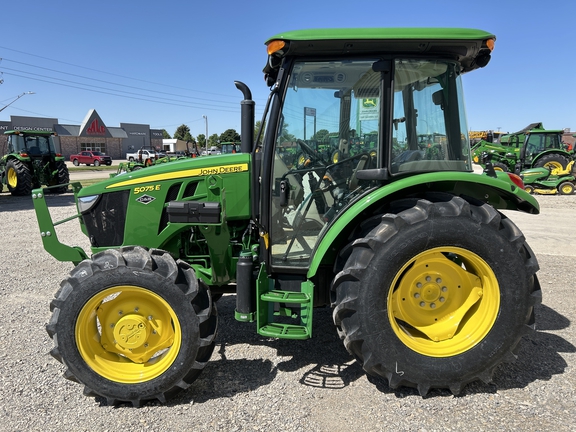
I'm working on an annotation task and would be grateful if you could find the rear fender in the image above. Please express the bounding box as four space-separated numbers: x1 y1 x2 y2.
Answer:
307 171 539 277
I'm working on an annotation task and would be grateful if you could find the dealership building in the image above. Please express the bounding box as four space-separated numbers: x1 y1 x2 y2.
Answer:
0 109 164 159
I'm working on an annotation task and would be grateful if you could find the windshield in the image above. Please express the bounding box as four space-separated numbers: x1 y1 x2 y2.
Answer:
268 57 470 267
9 134 57 156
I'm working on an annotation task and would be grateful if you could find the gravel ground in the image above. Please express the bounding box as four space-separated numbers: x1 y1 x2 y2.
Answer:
0 191 574 432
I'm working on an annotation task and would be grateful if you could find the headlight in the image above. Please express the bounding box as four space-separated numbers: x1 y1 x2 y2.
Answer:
78 195 100 213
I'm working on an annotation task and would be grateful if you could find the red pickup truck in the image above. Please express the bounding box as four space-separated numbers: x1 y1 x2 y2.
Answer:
70 151 112 166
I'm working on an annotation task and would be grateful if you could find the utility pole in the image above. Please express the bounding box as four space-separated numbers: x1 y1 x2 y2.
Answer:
203 115 208 154
0 91 35 113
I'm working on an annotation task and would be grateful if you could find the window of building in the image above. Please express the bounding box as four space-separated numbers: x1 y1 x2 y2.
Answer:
80 142 106 153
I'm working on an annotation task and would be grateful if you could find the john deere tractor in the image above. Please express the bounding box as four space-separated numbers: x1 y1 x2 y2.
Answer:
1 130 69 195
33 28 542 406
472 123 573 173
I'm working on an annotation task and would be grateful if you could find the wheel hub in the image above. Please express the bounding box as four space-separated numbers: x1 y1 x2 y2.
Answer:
391 251 485 343
113 314 150 350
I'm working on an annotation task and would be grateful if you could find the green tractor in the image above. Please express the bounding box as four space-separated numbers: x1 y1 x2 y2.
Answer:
220 142 239 154
33 28 542 406
472 123 573 173
0 130 69 195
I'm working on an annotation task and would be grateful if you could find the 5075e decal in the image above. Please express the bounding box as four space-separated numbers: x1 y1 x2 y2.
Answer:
133 185 161 194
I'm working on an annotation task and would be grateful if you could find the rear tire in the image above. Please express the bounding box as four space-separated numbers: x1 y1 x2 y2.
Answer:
332 193 541 395
73 159 80 166
46 246 218 406
6 159 33 196
533 153 569 171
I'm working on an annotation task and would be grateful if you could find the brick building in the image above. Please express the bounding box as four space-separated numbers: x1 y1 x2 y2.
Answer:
0 109 164 159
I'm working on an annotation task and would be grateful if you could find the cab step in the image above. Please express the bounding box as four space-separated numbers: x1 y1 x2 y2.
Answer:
256 269 314 340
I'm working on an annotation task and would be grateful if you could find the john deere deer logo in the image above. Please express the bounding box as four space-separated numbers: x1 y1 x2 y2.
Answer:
363 99 377 108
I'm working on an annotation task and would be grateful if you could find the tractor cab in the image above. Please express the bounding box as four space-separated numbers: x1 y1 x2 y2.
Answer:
7 130 61 159
257 29 492 269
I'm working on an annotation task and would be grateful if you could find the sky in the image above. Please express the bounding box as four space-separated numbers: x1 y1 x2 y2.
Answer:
1 0 575 139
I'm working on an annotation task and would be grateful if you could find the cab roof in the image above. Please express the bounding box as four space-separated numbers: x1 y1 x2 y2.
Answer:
265 27 495 73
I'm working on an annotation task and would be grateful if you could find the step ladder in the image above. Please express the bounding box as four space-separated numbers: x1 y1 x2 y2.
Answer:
256 267 313 340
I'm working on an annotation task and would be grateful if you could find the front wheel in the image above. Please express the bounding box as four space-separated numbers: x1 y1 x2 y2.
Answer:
492 161 509 172
46 247 218 406
332 194 541 395
558 181 575 195
94 160 101 167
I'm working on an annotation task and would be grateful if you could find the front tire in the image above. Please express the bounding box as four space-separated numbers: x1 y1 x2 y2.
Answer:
558 181 574 195
46 247 218 406
51 161 70 194
492 161 509 172
332 194 541 395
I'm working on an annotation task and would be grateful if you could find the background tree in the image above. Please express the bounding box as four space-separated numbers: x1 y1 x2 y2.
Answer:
254 120 266 145
162 129 171 139
174 124 193 142
278 121 296 144
196 133 206 149
311 129 330 143
208 133 220 148
219 128 241 143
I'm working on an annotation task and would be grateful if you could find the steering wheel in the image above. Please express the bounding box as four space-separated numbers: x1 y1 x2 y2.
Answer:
296 139 325 166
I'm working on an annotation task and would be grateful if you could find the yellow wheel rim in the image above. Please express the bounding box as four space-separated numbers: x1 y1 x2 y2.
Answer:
76 286 181 383
560 183 573 194
493 166 504 172
388 247 499 357
7 167 17 188
543 161 563 171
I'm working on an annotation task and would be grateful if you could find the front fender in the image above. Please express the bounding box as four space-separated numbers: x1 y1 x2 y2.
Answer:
308 171 539 277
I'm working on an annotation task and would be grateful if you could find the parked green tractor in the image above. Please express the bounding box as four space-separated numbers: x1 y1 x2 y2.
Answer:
33 28 542 406
0 130 69 195
472 123 573 173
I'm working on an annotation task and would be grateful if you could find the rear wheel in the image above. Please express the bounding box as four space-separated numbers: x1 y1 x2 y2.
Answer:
332 194 541 395
73 159 80 166
6 159 33 196
46 247 218 406
558 181 574 195
533 153 569 171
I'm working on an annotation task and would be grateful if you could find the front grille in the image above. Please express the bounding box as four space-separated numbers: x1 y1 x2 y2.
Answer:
82 190 130 247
